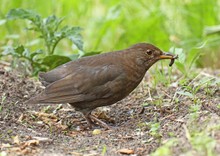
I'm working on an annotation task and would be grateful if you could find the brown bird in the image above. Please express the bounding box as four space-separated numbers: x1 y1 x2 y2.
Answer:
25 43 178 129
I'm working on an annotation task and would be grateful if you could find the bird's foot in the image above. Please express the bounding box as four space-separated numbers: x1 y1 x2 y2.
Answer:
89 114 112 130
83 112 113 130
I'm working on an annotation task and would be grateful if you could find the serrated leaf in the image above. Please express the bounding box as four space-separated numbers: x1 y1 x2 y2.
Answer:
42 55 71 70
68 35 83 51
44 15 64 32
6 8 41 23
67 31 83 51
58 26 83 51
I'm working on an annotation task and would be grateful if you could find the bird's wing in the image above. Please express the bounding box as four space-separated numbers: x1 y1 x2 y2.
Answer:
38 61 79 86
28 64 126 104
38 55 105 86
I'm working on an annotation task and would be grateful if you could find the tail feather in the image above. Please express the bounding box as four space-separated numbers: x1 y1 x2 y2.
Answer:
24 97 40 104
24 92 49 104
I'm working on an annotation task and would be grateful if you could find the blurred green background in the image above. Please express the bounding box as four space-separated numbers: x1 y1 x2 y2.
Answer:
0 0 220 69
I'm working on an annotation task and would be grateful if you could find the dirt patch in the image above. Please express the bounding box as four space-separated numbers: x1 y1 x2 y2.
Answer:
0 65 220 156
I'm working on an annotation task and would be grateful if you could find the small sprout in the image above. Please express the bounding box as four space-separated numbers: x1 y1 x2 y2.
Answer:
189 104 201 113
53 104 63 114
102 145 107 156
142 102 150 107
43 106 51 113
149 122 160 137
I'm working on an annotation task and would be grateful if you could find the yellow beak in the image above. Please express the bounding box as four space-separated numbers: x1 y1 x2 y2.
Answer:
159 52 178 59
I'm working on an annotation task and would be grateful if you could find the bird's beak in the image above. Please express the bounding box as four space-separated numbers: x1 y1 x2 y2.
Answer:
159 52 178 60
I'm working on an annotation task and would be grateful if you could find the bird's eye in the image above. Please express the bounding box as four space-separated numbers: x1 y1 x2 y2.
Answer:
146 49 153 55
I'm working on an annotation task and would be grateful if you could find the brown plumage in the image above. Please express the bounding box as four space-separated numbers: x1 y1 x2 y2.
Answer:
25 43 178 129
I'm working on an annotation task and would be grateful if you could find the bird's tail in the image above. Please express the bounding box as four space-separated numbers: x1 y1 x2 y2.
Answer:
24 97 39 104
24 92 49 105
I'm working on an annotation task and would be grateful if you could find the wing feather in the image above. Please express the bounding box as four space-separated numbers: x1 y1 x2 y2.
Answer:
27 64 125 104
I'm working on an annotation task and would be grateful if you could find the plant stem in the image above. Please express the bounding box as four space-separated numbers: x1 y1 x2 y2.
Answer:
51 37 63 54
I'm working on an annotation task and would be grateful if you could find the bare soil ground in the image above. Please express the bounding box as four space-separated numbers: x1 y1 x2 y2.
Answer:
0 65 219 156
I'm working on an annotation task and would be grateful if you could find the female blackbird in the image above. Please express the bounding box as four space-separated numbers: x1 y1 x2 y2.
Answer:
25 43 178 129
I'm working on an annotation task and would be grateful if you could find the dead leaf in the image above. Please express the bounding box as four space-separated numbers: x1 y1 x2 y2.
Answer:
1 143 11 148
68 131 79 137
20 147 32 155
32 111 57 119
19 139 39 150
71 151 83 156
95 111 115 123
13 135 20 145
32 137 53 143
55 122 68 130
10 147 21 152
118 148 134 155
18 114 24 122
24 140 39 146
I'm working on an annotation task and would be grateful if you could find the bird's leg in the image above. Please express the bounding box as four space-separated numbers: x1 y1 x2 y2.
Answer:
89 114 111 130
82 112 94 129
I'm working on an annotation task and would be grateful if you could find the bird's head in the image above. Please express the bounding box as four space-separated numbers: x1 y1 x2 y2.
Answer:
130 43 178 69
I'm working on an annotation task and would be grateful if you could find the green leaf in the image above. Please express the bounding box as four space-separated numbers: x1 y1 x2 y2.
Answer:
176 91 194 99
82 51 102 57
6 34 20 39
30 49 44 60
175 61 186 75
58 26 84 51
14 45 25 56
2 46 15 56
42 55 71 70
106 5 121 20
204 25 220 35
25 39 40 46
44 15 64 32
186 49 201 69
6 8 41 23
22 48 31 58
69 54 80 60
